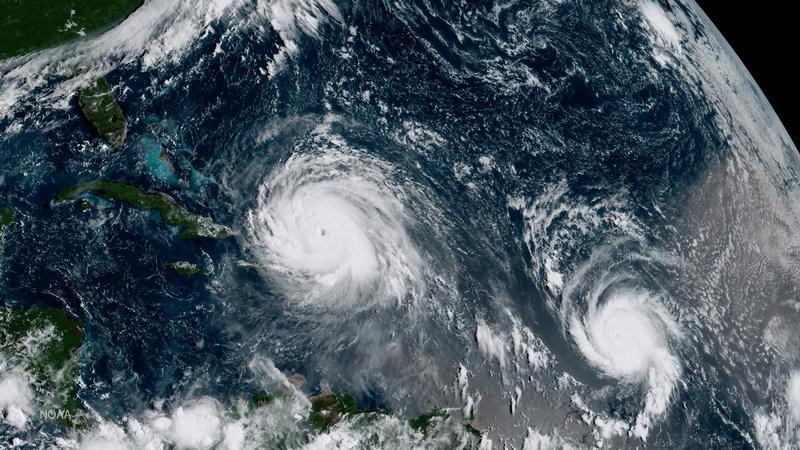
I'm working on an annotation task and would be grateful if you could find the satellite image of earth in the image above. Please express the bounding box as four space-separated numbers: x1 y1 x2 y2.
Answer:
1 0 799 448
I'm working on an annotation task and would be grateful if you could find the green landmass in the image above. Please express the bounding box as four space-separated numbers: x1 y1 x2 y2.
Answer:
249 392 274 408
463 423 481 438
78 199 92 212
308 392 360 431
168 261 204 276
0 307 84 427
409 408 482 443
0 207 14 230
54 180 233 239
306 391 480 440
409 408 446 435
0 1 143 59
78 77 127 149
246 380 483 447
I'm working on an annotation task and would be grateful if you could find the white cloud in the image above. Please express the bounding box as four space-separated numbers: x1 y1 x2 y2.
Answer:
0 356 34 430
788 371 800 420
79 422 133 450
639 1 681 47
476 320 508 368
149 398 224 449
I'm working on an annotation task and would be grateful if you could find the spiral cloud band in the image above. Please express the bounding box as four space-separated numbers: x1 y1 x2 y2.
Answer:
569 279 682 440
246 145 426 310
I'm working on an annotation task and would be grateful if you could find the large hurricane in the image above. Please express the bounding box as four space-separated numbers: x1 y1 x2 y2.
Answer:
247 139 426 310
1 0 799 448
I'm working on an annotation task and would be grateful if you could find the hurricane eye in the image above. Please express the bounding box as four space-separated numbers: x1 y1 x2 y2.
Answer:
246 147 427 310
569 284 682 440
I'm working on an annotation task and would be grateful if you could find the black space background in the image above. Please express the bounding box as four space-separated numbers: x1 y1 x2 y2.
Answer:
695 2 798 148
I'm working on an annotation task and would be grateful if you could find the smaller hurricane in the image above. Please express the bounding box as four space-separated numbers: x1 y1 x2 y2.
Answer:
247 144 426 310
567 271 682 440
